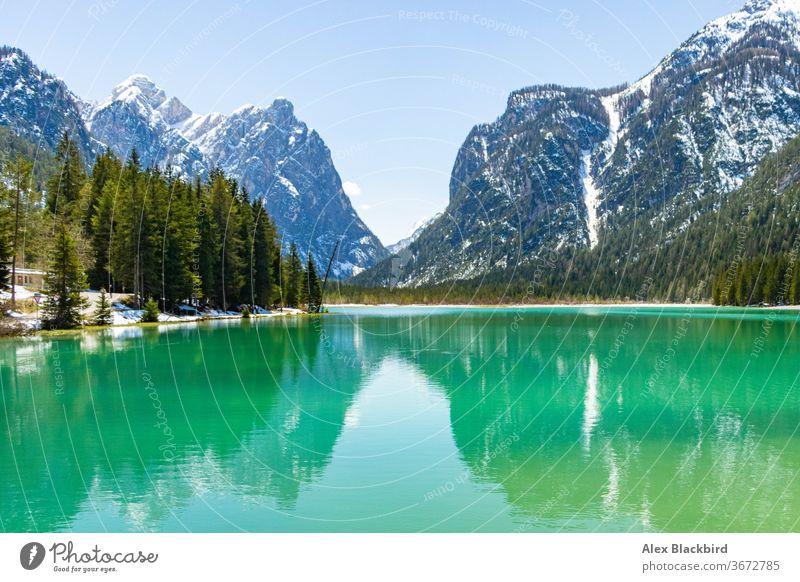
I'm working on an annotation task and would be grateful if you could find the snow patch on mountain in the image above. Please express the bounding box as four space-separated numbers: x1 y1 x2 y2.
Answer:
579 94 622 248
621 0 800 104
580 150 601 248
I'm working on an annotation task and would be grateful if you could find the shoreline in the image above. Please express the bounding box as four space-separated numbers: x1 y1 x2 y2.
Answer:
6 301 800 339
328 302 800 310
1 308 306 339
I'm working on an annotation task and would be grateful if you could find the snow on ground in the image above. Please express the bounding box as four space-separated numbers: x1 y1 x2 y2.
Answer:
0 285 37 300
5 287 304 330
580 149 601 249
600 95 621 151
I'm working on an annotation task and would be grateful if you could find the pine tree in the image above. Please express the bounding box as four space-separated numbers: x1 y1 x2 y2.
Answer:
1 156 33 307
206 171 245 309
238 188 255 305
41 224 88 329
790 260 800 305
158 178 200 309
137 168 159 302
46 131 86 216
92 288 113 326
197 191 220 305
84 149 119 237
711 275 722 306
303 254 323 313
90 182 115 290
273 242 285 308
140 297 160 323
110 150 154 303
252 199 276 308
285 242 303 308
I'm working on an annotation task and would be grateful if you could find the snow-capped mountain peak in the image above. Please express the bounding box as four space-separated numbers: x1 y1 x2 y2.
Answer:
75 70 386 277
107 74 166 109
90 74 193 130
743 0 800 17
621 0 800 101
232 102 259 116
689 0 800 52
269 97 295 124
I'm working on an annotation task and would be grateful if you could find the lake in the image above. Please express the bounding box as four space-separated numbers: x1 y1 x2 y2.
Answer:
1 306 798 532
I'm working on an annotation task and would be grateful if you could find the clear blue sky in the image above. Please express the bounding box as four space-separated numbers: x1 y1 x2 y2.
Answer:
0 0 739 245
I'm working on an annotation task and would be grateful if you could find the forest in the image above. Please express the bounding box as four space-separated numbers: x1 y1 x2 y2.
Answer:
0 130 324 329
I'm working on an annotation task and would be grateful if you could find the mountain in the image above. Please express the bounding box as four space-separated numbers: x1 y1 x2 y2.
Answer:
386 213 442 254
82 74 206 178
0 54 386 278
83 76 387 277
0 46 96 162
355 0 800 289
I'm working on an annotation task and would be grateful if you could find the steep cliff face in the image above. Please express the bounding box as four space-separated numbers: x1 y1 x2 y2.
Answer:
83 75 206 178
187 99 386 276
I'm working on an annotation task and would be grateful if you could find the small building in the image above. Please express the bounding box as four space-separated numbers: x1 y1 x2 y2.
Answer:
12 268 46 290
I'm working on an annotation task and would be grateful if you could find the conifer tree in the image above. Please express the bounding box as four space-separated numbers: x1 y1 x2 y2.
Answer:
158 178 200 308
84 148 119 236
46 131 86 216
110 150 155 303
92 288 113 326
1 156 33 307
273 243 285 308
252 199 276 308
137 168 160 302
197 193 220 305
711 276 722 306
90 182 115 290
41 224 88 329
285 242 303 308
207 171 244 309
238 188 255 304
303 254 323 313
790 261 800 305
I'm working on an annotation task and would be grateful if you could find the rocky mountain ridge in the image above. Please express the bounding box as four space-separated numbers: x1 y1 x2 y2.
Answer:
0 51 386 277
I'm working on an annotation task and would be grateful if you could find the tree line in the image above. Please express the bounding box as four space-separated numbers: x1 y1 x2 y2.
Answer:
0 131 325 329
711 254 800 307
